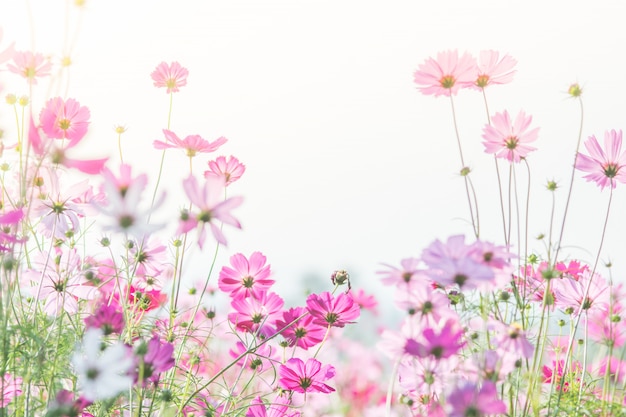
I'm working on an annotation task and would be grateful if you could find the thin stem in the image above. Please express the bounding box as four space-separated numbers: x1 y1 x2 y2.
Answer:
148 92 174 222
554 97 584 263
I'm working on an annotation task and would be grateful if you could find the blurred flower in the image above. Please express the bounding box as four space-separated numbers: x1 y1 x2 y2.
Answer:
279 358 335 394
178 175 243 248
8 51 52 84
0 372 22 407
413 50 477 97
84 304 125 335
575 129 626 190
377 257 423 289
39 97 91 147
138 335 175 384
205 155 246 185
71 328 133 401
151 61 189 93
472 50 517 89
482 110 539 163
447 381 507 417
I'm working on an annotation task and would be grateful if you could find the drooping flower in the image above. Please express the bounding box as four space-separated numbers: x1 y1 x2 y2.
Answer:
482 110 539 162
178 175 243 248
39 97 91 147
71 328 133 401
153 129 227 158
218 252 274 299
413 50 477 97
150 61 189 93
205 155 246 185
575 129 626 190
7 51 52 84
279 358 336 394
306 291 360 328
472 50 517 89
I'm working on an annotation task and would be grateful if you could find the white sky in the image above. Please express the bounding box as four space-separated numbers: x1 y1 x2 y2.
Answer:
2 0 626 317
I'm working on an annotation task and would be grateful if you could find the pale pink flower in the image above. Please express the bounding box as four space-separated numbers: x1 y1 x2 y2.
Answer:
482 110 539 162
204 155 246 185
39 97 90 147
246 395 297 417
575 129 626 190
154 129 226 157
279 358 336 394
413 50 477 97
178 175 243 248
0 372 22 407
377 257 424 289
151 61 189 93
472 50 517 89
7 51 52 84
447 381 507 417
218 251 274 299
553 270 610 316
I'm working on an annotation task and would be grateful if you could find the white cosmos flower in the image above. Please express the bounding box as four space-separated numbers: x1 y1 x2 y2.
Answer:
71 328 133 401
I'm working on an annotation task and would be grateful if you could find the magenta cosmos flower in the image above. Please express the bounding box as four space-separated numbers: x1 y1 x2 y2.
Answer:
151 61 189 93
306 291 360 328
154 129 227 158
218 251 275 299
482 110 539 162
279 358 336 394
575 129 626 190
275 306 326 350
413 50 477 97
39 97 91 147
472 50 517 89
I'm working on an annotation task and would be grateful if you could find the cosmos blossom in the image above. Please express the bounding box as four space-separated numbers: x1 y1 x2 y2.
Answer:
153 129 227 158
575 129 626 190
7 51 52 84
447 381 507 417
39 97 91 147
472 50 517 89
279 358 336 394
150 61 189 93
306 291 360 328
482 110 539 162
413 50 477 97
205 155 246 186
218 251 275 299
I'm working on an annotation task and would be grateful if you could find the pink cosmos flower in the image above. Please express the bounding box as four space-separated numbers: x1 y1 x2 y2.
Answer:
8 51 52 84
421 235 495 290
228 291 284 334
377 257 424 288
1 372 22 407
205 155 246 185
151 61 189 93
553 270 610 316
48 389 92 417
306 291 360 328
178 175 243 248
218 252 275 299
84 304 125 335
0 208 24 252
482 110 539 162
472 50 517 89
229 340 278 372
154 129 227 157
246 395 298 417
275 306 326 350
413 50 477 97
279 358 336 394
447 381 507 417
138 336 175 384
348 288 378 314
575 129 626 190
40 97 91 147
416 318 466 360
490 321 534 360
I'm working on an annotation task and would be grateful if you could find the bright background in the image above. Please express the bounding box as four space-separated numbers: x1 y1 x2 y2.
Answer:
2 0 626 319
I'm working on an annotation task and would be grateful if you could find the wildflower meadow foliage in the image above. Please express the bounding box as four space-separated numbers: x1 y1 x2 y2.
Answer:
0 5 625 417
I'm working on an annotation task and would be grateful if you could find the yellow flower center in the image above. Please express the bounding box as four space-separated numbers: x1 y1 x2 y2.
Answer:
439 75 455 89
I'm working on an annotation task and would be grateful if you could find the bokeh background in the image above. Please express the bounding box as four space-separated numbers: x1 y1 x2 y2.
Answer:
2 0 626 322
